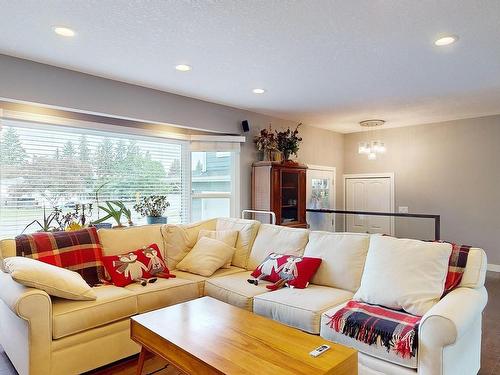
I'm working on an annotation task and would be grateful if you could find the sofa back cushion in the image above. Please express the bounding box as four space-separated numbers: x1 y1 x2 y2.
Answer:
216 218 261 268
98 225 166 258
247 224 309 271
161 219 217 269
353 235 452 316
460 247 487 289
303 232 370 292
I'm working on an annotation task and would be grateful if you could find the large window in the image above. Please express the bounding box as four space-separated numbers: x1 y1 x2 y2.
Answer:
0 116 239 238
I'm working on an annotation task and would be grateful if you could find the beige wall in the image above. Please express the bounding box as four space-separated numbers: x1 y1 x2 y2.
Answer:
0 55 344 215
344 115 500 265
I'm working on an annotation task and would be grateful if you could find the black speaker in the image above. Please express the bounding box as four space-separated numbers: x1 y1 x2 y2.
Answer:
241 120 250 133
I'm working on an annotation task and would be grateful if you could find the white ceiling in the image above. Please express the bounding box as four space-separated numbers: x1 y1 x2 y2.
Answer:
1 0 499 133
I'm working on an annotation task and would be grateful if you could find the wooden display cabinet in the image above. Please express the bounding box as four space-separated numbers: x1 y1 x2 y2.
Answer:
252 161 308 228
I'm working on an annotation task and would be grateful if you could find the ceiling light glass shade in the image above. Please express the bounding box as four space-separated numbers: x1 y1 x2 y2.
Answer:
359 140 386 159
358 142 370 154
371 141 386 153
252 88 266 94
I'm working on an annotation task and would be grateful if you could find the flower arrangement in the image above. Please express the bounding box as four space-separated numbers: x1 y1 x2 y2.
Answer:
134 195 170 218
275 123 303 161
254 124 278 160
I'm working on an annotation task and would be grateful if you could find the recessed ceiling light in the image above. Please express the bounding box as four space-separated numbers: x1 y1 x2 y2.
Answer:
175 64 192 72
434 35 458 46
252 88 266 94
53 26 76 37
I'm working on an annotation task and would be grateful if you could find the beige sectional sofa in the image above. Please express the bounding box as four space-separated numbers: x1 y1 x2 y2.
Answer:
0 218 488 375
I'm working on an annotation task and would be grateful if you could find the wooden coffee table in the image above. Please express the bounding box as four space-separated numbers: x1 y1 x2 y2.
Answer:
131 296 357 375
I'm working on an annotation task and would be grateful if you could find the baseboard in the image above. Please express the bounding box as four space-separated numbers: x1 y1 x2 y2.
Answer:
487 263 500 272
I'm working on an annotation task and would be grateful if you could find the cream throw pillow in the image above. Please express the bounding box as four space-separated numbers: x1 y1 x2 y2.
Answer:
197 229 238 268
353 235 452 316
176 237 236 277
3 257 97 301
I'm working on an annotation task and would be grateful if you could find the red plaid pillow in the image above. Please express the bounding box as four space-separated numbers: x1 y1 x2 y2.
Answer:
15 227 105 286
102 244 172 287
250 253 322 289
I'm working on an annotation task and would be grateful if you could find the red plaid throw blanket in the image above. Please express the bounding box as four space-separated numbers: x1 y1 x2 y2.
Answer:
326 301 422 359
442 243 471 296
15 227 105 286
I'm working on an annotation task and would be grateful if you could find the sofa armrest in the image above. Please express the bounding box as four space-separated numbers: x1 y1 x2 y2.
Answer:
0 270 52 375
420 286 487 347
0 270 52 318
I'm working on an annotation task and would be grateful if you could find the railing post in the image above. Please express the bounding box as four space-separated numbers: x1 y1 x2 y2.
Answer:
435 216 441 241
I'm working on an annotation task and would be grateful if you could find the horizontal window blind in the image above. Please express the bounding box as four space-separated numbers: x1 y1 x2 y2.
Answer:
0 119 189 238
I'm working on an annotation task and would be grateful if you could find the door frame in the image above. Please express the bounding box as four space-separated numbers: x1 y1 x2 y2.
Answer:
343 173 395 235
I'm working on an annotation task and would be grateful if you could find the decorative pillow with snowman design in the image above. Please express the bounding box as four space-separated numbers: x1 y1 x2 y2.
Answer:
249 253 322 289
101 243 173 287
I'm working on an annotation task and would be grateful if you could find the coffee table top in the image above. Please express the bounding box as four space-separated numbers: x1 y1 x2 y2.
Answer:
131 296 357 375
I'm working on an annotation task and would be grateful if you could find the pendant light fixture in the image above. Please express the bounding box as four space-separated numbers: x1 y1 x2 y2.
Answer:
358 120 386 160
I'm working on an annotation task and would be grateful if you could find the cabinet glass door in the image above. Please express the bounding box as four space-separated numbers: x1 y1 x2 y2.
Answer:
281 171 299 224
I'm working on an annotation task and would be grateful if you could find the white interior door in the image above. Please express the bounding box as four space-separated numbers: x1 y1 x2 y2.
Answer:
306 166 335 231
345 175 394 235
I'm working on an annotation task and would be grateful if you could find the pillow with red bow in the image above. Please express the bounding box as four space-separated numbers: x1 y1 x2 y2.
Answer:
248 253 321 290
102 243 174 287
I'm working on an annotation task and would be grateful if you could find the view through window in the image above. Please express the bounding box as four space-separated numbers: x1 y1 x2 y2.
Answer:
191 151 232 221
0 119 236 238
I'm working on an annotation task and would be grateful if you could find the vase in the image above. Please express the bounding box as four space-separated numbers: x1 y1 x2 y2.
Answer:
283 150 291 161
92 223 112 229
147 216 168 224
271 150 282 162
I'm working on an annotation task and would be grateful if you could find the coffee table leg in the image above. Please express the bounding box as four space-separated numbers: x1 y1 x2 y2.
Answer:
136 347 148 375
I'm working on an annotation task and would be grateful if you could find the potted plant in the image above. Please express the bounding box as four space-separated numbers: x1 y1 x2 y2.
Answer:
134 195 170 224
254 124 279 161
92 201 127 228
276 123 303 161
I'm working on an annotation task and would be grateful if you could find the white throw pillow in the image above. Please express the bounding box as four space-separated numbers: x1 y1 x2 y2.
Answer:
176 237 236 277
3 257 97 301
353 235 452 316
197 229 238 268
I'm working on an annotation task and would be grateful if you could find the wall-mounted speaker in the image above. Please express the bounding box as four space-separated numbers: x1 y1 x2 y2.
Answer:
241 120 250 133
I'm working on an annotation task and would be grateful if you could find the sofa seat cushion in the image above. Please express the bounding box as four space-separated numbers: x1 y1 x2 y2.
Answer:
172 266 246 296
320 303 418 369
52 285 137 339
204 271 271 310
124 277 198 313
253 285 353 334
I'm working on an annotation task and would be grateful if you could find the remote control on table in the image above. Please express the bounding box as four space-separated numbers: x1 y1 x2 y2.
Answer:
309 344 331 357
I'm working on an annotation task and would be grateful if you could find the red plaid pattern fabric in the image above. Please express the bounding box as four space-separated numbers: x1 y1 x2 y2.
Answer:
326 300 422 359
15 227 105 286
443 243 471 296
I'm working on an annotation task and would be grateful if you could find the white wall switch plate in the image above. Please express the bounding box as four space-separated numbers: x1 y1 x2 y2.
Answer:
398 206 409 213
